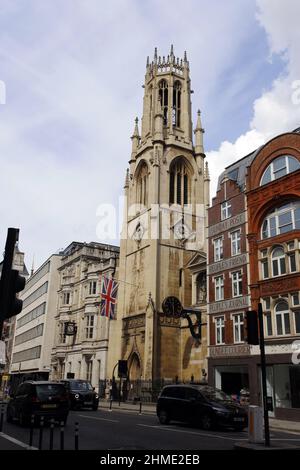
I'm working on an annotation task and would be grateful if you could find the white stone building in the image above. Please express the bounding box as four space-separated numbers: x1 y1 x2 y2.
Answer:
10 254 61 381
50 242 119 392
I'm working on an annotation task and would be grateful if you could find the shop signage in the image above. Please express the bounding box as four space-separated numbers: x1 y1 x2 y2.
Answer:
208 212 246 238
209 344 250 357
208 254 248 275
208 296 250 314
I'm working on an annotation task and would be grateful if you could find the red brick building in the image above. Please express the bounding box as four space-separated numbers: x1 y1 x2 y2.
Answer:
246 130 300 421
207 128 300 420
207 152 254 401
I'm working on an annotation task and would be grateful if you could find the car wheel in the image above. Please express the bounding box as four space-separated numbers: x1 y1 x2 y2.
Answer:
201 413 213 431
158 410 170 425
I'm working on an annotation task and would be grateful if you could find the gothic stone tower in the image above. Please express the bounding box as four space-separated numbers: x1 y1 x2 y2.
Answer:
107 46 209 382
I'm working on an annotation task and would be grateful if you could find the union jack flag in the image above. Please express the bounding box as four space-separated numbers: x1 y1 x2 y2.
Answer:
100 276 118 319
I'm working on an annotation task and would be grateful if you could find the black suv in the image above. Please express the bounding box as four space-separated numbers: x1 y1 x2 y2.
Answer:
6 381 69 426
60 379 99 410
157 384 248 431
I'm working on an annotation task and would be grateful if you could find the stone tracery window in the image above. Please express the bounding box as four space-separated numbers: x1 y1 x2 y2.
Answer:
136 162 148 207
158 79 168 125
172 80 181 127
169 158 190 205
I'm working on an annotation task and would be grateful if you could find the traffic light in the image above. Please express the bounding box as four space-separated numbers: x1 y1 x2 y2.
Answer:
245 310 259 345
0 228 26 322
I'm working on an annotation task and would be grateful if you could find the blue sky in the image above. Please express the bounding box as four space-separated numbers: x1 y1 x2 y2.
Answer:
0 0 300 268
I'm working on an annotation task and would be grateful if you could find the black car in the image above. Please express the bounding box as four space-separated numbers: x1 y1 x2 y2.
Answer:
60 379 99 410
6 381 69 426
156 384 248 431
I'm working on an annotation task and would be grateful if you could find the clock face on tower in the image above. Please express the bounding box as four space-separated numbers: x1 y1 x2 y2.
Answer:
162 296 183 318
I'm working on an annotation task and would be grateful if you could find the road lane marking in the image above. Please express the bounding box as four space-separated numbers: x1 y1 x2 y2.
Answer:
137 424 247 441
78 414 119 423
0 431 37 450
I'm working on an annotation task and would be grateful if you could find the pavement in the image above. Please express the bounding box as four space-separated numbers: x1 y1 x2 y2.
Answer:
99 400 300 433
1 407 300 451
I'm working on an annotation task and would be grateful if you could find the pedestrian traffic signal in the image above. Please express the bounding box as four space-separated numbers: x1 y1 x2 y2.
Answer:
0 228 26 322
245 310 259 345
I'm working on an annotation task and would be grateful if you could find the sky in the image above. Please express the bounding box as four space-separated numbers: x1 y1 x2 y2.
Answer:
0 0 300 269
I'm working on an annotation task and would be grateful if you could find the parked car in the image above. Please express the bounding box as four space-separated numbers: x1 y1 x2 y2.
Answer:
156 384 248 431
6 381 69 426
60 379 99 410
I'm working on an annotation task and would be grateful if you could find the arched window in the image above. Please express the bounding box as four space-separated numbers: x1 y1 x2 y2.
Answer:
158 79 168 125
275 300 290 335
172 81 181 127
169 159 190 205
136 162 148 207
260 155 300 185
196 272 206 304
271 246 286 276
261 201 300 239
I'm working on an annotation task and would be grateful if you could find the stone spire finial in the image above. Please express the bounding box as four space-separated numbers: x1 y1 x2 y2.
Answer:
132 116 140 138
124 168 130 189
184 50 187 62
194 109 205 155
170 44 174 57
195 109 204 133
154 47 158 63
146 56 149 67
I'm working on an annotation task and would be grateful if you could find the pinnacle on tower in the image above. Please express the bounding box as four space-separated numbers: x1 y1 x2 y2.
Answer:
170 44 174 57
132 116 140 138
195 109 204 133
194 109 205 155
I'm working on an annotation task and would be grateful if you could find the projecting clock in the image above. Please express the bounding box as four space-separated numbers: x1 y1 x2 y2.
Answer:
162 296 183 318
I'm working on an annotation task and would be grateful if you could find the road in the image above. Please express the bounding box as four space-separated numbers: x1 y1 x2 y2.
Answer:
1 407 300 450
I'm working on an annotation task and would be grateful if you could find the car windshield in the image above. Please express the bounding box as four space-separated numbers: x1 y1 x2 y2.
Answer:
70 381 93 391
199 387 233 402
36 384 66 400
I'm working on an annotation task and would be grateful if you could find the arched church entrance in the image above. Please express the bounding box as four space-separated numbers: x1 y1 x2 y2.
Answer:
127 352 142 401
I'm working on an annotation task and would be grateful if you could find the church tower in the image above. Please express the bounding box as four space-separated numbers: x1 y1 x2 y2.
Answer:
107 47 209 384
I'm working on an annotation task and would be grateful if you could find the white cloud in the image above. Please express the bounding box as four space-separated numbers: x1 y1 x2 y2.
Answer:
207 0 300 197
1 0 293 268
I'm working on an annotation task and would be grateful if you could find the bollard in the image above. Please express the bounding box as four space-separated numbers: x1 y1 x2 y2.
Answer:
0 404 4 432
74 422 79 450
38 416 44 450
60 421 65 450
29 414 35 447
49 418 55 450
109 399 112 411
139 400 142 415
